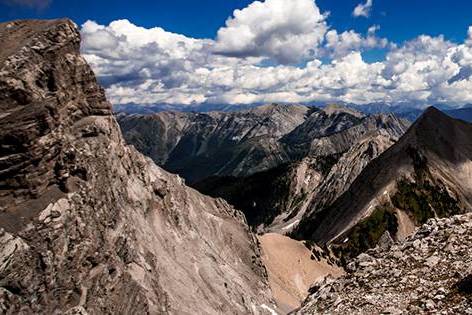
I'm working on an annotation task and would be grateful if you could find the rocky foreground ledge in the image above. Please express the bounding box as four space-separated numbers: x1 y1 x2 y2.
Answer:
296 213 472 314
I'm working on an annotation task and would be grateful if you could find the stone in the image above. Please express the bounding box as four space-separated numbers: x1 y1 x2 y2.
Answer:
295 213 472 314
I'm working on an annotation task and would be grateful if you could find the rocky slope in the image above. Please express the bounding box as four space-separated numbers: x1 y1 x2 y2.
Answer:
193 157 325 229
0 19 274 314
296 213 472 314
294 107 472 261
271 130 399 234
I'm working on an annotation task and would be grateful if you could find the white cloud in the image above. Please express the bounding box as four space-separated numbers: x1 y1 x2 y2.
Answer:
213 0 327 64
353 0 373 18
368 25 380 34
466 26 472 46
323 28 388 58
80 1 472 108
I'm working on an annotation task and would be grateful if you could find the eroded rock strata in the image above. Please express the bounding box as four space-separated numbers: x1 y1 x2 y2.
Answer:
0 19 273 314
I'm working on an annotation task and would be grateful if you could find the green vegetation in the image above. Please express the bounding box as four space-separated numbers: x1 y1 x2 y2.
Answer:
332 205 398 264
392 178 461 224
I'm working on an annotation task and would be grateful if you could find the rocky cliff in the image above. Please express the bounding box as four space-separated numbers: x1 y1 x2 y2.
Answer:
0 19 273 314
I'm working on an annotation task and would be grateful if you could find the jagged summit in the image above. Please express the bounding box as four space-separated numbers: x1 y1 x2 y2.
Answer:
0 19 273 314
0 19 71 62
393 106 472 168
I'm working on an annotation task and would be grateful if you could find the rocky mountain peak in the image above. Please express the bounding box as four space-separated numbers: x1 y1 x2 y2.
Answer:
0 19 273 314
0 18 110 222
293 103 472 262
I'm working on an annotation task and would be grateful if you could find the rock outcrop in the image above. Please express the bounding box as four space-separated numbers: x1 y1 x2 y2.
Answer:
296 213 472 314
0 19 273 314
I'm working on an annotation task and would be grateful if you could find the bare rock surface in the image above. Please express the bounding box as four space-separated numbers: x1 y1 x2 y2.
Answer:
0 19 273 314
296 213 472 314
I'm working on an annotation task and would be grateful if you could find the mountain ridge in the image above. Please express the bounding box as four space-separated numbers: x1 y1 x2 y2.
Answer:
293 107 472 261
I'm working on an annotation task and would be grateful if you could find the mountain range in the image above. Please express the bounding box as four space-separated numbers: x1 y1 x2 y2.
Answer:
293 107 472 262
115 101 472 124
118 104 409 231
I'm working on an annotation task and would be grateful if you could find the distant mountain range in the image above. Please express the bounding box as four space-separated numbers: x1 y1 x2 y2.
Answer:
115 101 472 124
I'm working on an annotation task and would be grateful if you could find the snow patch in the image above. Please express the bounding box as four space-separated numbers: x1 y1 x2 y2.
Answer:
282 220 300 230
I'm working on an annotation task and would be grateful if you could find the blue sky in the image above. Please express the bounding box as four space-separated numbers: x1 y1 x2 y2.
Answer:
2 0 471 45
2 0 472 107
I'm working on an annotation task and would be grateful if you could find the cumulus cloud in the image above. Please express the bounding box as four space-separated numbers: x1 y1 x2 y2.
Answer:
213 0 327 64
323 27 388 58
353 0 373 18
1 0 51 9
80 0 472 107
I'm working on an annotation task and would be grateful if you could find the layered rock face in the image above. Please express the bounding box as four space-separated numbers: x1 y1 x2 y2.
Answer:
0 19 273 314
296 213 472 314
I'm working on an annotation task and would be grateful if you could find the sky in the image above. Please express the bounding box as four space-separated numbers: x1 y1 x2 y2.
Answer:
1 0 472 107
